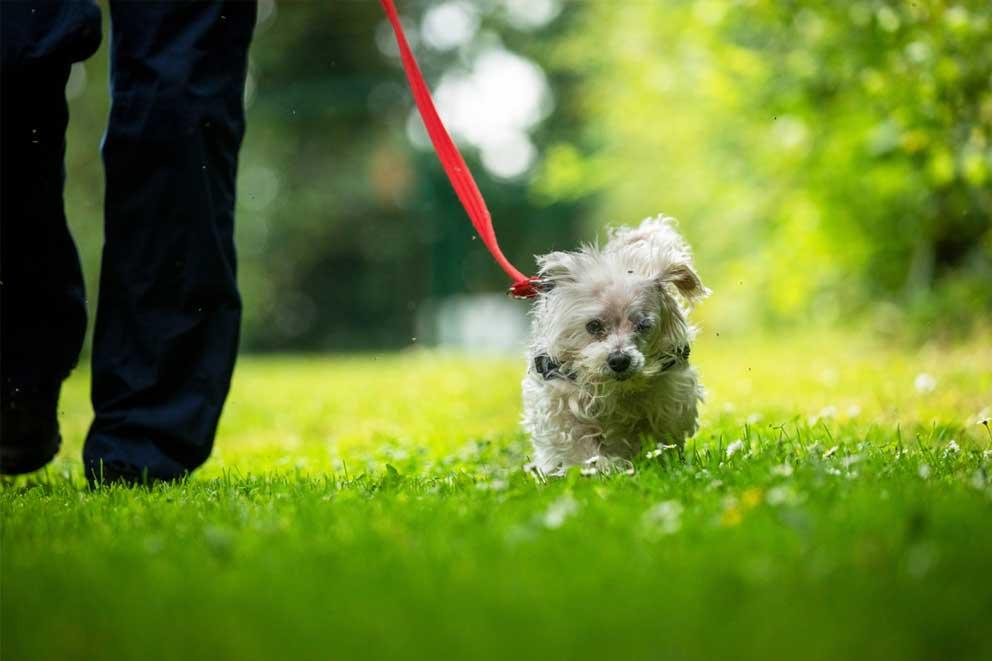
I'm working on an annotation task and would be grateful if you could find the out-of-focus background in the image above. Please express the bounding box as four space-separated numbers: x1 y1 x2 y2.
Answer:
64 0 991 353
8 5 992 658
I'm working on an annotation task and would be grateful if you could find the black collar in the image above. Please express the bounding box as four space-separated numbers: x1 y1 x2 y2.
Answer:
533 354 574 381
659 344 691 372
533 344 690 381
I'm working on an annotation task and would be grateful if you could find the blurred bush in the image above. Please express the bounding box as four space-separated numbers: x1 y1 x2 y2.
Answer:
537 0 992 337
62 1 990 352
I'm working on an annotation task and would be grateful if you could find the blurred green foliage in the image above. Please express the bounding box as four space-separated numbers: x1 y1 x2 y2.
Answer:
62 1 990 352
538 0 992 336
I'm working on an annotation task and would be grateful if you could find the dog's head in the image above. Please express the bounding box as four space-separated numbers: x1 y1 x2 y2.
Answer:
531 216 708 386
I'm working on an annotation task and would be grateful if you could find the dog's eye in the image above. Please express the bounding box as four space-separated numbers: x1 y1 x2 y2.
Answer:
585 319 605 336
635 317 655 333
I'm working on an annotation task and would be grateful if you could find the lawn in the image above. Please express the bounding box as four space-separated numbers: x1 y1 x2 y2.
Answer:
2 330 991 660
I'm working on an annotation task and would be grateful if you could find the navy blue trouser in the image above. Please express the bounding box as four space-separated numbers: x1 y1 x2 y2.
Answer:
1 1 255 479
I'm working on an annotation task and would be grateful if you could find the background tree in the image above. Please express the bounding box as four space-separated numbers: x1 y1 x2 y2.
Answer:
63 0 990 352
538 0 991 337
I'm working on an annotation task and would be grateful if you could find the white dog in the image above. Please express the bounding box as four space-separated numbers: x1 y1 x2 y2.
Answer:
522 215 708 474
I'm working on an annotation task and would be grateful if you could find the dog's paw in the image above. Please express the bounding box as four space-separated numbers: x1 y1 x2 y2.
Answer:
580 455 635 476
523 461 562 482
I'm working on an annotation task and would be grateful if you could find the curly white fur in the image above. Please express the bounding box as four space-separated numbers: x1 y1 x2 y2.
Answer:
522 215 709 474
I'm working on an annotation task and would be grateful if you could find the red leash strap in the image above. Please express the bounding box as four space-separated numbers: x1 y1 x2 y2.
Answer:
379 0 540 299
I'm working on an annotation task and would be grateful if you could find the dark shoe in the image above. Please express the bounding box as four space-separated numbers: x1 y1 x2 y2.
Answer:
1 382 61 475
85 459 183 488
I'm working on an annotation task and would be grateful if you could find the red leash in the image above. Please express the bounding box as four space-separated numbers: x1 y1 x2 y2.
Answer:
379 0 540 299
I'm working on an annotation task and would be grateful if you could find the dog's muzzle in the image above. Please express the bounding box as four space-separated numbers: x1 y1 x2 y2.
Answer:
607 351 632 374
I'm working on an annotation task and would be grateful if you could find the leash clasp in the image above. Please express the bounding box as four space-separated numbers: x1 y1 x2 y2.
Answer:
508 278 552 299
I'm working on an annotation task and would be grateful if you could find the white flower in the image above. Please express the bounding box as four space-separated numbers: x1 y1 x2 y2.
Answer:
841 454 863 468
918 464 931 479
476 478 508 492
642 500 683 535
542 495 578 529
766 485 803 506
823 445 840 459
645 444 678 459
914 372 937 394
944 440 961 456
726 440 745 459
772 463 794 477
967 407 990 426
809 405 837 425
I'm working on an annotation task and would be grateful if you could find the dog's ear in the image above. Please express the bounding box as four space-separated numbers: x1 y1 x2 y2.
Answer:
658 262 709 303
609 216 708 302
536 251 578 285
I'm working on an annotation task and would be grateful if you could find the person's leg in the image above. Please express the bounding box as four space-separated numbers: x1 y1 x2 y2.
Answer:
84 0 256 483
0 1 101 475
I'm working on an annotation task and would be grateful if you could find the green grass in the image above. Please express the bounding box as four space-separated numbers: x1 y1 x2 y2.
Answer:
2 331 991 660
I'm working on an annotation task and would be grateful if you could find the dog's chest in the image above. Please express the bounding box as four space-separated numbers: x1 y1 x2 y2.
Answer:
551 377 668 430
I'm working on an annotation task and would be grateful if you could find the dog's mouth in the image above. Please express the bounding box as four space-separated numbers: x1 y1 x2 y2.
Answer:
609 368 647 384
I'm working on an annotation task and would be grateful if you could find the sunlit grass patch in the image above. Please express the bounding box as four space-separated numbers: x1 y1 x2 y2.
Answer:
51 328 992 478
3 330 991 660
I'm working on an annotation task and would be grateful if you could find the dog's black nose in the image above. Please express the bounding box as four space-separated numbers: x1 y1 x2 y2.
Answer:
607 352 632 373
